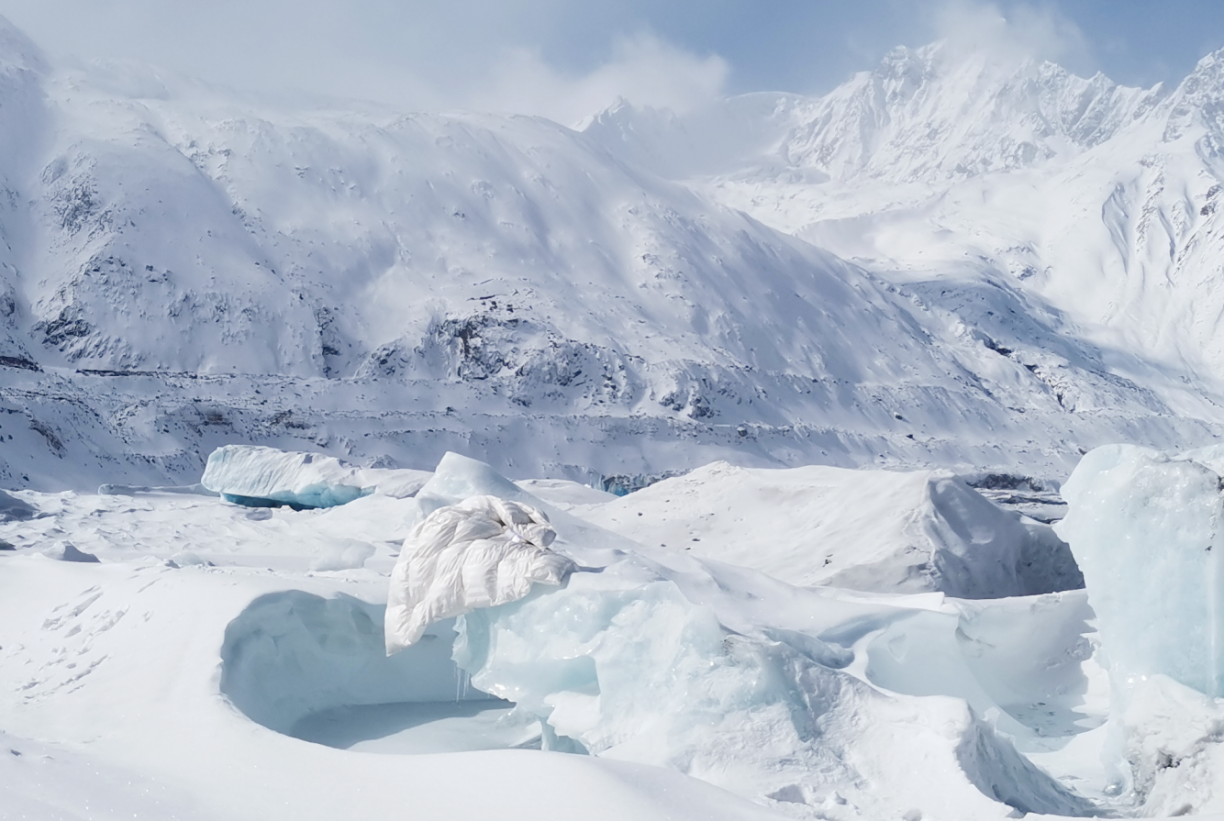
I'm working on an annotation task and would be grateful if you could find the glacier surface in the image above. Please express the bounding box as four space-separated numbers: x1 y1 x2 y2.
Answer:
12 8 1224 818
17 445 1224 818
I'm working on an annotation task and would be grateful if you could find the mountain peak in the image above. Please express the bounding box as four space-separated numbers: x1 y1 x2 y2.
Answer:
774 40 1158 184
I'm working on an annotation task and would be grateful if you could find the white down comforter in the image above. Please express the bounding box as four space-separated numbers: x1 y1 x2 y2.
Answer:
385 495 577 654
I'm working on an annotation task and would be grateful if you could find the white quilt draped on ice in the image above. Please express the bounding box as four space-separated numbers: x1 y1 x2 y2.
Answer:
384 495 577 654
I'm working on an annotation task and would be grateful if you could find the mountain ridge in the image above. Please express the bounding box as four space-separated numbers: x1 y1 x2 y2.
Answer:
2 18 1224 489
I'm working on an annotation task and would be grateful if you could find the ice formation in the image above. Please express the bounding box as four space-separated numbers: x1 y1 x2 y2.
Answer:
222 593 497 737
449 547 1091 814
201 445 430 509
385 495 576 654
586 462 1081 598
1057 444 1224 697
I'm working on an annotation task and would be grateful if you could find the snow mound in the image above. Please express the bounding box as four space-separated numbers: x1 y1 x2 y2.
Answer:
1057 444 1224 697
0 489 35 522
201 445 430 509
385 495 576 654
1113 673 1224 816
402 452 630 558
309 539 376 572
585 461 1081 598
513 479 618 511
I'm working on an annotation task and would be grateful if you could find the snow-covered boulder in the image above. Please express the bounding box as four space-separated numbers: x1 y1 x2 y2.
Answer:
385 495 576 654
1057 443 1224 698
201 445 430 509
584 462 1080 598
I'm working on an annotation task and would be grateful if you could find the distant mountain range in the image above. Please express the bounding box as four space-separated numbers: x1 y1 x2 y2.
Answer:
2 18 1223 489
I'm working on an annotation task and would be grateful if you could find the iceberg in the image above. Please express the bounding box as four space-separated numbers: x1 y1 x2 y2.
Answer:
384 495 577 654
1057 444 1224 697
201 445 431 509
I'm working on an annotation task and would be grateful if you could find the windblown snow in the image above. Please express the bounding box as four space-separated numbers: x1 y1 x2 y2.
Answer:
8 10 1224 821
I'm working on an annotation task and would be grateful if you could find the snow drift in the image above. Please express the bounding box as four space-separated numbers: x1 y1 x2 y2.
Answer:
0 488 35 522
586 461 1081 598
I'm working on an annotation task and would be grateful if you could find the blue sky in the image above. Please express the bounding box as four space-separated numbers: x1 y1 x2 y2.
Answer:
557 0 1224 93
1 0 1222 122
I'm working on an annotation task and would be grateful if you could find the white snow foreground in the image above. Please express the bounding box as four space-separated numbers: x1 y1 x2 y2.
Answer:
201 444 430 508
385 495 576 653
0 449 1129 821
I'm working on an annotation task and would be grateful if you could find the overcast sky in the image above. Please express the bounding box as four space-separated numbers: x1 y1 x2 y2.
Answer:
1 0 1223 124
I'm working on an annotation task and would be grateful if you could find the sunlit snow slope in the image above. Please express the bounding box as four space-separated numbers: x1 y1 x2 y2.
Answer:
2 20 1223 488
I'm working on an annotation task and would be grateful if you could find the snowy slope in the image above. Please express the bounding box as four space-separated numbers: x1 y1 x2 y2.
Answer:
1 18 1223 489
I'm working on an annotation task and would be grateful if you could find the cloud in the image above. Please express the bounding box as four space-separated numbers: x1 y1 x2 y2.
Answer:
468 34 729 125
933 0 1093 69
0 0 728 123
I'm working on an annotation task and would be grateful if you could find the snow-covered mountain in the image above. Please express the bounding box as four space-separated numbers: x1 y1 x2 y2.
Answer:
3 18 1224 489
594 42 1224 417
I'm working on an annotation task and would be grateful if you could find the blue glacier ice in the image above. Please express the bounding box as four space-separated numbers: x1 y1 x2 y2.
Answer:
1057 444 1224 697
446 550 1090 815
201 445 430 509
